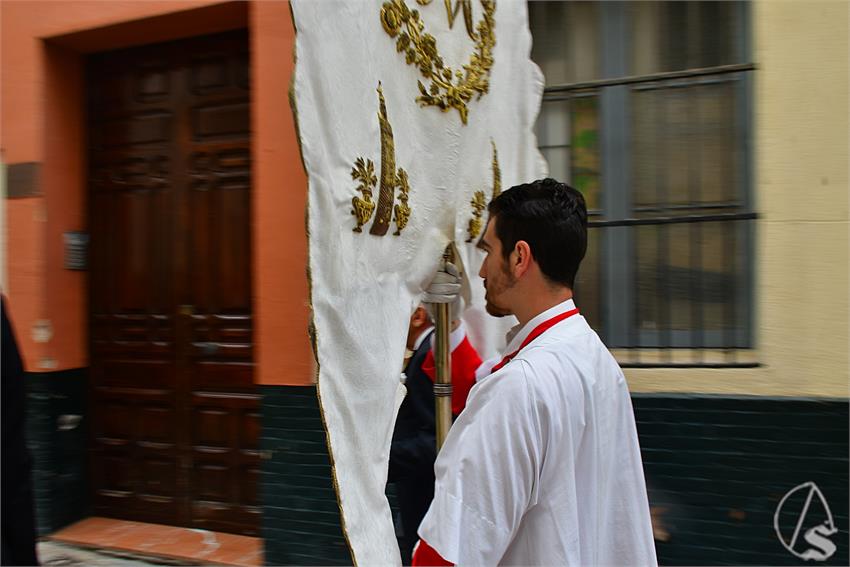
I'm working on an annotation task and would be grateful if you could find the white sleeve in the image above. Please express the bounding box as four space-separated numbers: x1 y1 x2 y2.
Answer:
417 362 541 565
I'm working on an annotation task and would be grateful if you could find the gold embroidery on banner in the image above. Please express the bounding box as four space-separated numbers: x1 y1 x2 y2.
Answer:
393 168 412 235
465 140 499 241
380 0 496 124
415 0 476 38
351 83 413 236
350 157 377 232
491 139 501 198
454 0 476 38
371 83 399 235
466 190 486 242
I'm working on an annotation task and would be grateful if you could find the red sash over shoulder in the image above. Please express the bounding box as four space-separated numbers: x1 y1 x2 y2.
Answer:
413 306 579 567
490 307 579 373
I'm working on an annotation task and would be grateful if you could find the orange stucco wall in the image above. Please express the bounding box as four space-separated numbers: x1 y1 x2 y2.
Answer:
2 1 228 164
252 3 314 386
5 198 46 368
1 1 312 384
41 44 87 371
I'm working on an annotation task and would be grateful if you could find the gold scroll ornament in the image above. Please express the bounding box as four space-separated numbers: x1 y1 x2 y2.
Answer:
351 83 412 237
351 158 377 232
466 191 486 242
465 139 501 242
491 139 501 198
393 168 412 235
380 0 496 124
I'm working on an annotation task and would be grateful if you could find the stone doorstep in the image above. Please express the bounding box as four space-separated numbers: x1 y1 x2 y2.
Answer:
46 517 262 567
39 540 187 566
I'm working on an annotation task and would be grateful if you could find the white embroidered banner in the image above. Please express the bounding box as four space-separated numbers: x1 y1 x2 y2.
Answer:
291 1 546 563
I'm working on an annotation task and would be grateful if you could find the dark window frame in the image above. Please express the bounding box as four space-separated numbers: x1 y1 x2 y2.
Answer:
533 1 758 367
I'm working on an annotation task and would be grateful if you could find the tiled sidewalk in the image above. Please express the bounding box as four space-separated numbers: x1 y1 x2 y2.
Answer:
39 541 171 566
46 517 262 567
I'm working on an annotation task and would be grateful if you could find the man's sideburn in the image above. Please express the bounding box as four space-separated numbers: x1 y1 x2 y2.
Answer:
484 255 516 317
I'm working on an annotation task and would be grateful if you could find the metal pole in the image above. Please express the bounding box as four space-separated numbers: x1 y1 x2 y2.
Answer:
434 245 454 451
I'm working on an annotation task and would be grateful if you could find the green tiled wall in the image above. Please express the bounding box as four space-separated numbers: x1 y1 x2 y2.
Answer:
634 396 848 566
25 370 89 535
260 385 352 566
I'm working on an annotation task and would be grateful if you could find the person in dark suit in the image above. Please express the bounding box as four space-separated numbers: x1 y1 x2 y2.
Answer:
388 305 481 565
1 296 40 566
389 306 438 565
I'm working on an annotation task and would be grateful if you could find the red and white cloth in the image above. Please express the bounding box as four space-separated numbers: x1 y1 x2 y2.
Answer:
421 321 482 415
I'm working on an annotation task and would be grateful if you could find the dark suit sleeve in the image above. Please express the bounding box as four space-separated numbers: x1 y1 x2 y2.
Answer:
388 336 437 483
389 427 436 482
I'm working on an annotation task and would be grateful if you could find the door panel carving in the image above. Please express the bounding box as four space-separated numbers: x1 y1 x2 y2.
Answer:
88 30 257 535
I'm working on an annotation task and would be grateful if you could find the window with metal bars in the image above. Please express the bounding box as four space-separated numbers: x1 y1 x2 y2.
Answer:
529 1 757 367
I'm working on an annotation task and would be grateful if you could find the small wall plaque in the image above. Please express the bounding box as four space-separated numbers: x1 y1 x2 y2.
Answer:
64 231 89 270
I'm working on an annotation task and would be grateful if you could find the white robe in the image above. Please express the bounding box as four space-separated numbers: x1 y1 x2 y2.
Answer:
418 299 658 566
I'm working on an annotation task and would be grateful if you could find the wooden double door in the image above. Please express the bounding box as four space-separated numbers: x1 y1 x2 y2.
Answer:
87 31 259 535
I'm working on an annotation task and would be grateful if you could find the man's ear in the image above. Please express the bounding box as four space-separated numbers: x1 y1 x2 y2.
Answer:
513 240 533 277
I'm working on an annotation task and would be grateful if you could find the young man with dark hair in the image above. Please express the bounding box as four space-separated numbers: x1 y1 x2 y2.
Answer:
413 179 657 566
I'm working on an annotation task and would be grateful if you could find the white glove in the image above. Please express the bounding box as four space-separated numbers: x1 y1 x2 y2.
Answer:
423 261 462 304
424 262 463 321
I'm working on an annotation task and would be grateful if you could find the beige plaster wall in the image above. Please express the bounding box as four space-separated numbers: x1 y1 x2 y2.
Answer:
627 0 849 398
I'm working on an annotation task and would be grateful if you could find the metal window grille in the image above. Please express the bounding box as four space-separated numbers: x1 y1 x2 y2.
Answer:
531 1 758 368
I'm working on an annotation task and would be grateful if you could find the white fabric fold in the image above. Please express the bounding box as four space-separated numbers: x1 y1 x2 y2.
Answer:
291 1 547 563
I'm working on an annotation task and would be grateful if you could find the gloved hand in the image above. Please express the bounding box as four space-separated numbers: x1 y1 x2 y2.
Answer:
423 261 461 303
423 262 464 322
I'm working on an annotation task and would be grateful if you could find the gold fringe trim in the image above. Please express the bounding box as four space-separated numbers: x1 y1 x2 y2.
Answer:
288 6 356 565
